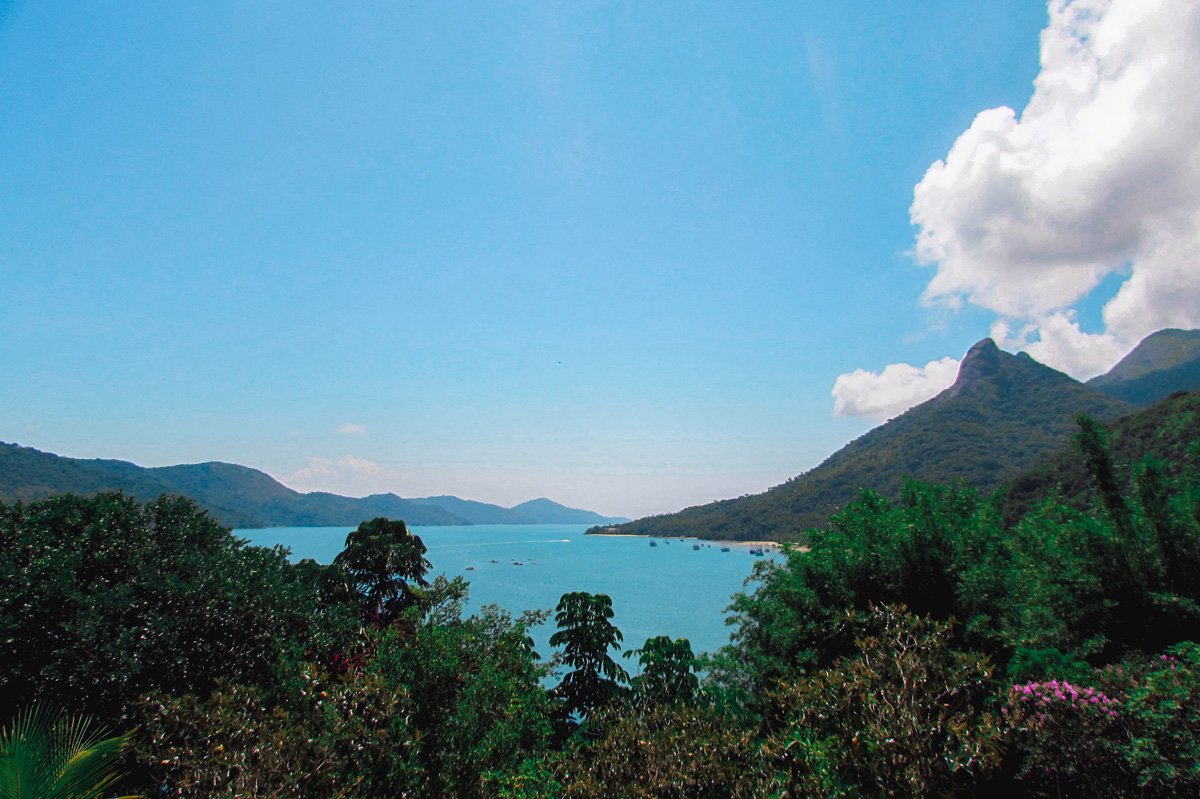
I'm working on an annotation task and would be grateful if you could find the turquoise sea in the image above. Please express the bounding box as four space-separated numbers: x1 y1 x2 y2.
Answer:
237 524 780 660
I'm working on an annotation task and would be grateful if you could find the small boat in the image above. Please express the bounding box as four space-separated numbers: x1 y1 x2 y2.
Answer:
721 546 730 552
650 540 657 547
692 543 701 551
465 566 476 571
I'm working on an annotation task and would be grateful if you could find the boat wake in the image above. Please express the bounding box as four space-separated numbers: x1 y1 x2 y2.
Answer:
427 538 573 550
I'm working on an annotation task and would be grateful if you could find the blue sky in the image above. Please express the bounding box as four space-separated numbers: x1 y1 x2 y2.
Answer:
4 1 1197 518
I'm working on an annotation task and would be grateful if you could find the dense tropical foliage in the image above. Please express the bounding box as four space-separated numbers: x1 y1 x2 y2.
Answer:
3 394 1200 796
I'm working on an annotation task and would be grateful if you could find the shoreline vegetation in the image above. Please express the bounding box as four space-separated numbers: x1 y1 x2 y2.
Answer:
4 397 1200 796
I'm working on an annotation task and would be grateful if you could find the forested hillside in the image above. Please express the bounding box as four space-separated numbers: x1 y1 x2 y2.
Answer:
0 443 626 528
0 444 464 527
601 339 1132 540
1088 328 1200 405
1002 389 1200 522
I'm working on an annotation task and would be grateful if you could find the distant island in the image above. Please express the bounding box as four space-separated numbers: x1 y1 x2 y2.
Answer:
0 443 629 529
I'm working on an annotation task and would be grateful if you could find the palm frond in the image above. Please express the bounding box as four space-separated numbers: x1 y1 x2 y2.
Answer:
0 705 138 799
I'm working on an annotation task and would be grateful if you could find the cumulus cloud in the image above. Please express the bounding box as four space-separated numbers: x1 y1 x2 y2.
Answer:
989 313 1128 379
832 356 961 421
337 422 367 435
910 0 1200 378
280 454 392 495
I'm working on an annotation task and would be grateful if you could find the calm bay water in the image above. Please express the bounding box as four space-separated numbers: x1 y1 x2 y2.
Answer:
236 524 778 659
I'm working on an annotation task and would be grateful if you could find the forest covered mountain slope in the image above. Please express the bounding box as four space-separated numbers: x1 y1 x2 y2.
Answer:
597 339 1135 541
1088 328 1200 406
0 444 626 528
1001 388 1200 523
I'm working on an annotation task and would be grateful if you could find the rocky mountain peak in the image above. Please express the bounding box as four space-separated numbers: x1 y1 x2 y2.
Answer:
948 338 1003 397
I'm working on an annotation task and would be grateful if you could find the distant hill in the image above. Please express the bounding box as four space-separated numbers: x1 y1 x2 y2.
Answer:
409 495 628 525
0 443 624 528
1088 328 1200 406
596 339 1134 541
510 498 630 525
408 496 535 525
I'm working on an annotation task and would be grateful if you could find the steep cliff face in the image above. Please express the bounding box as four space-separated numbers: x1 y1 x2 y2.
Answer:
948 338 1005 398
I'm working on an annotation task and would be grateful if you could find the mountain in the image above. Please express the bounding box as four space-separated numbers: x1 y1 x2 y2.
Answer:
1088 328 1200 406
0 444 465 528
408 496 628 525
596 339 1134 541
510 498 630 525
408 496 536 525
0 443 622 528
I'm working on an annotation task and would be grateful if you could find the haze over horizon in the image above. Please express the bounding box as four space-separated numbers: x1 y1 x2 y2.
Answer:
3 1 1199 518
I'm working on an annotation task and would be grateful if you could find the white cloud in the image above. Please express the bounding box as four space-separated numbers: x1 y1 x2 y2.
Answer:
990 312 1128 380
832 356 961 421
280 454 391 495
337 422 367 435
909 0 1200 377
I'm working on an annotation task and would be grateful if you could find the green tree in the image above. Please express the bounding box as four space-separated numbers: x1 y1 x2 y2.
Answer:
134 603 553 799
0 493 349 727
626 636 699 708
549 592 628 720
369 602 554 799
711 481 994 714
0 705 138 799
332 517 431 625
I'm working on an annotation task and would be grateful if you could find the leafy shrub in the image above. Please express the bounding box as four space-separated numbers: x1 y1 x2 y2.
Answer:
1006 643 1200 797
1103 642 1200 795
371 606 555 799
483 756 563 799
1007 647 1094 684
767 605 1003 798
555 703 766 799
132 603 553 799
132 665 415 799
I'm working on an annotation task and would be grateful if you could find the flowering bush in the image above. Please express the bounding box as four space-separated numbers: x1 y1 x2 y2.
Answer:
1011 679 1120 719
1007 678 1126 796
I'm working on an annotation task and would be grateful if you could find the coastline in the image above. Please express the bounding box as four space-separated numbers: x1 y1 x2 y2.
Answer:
586 532 804 551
